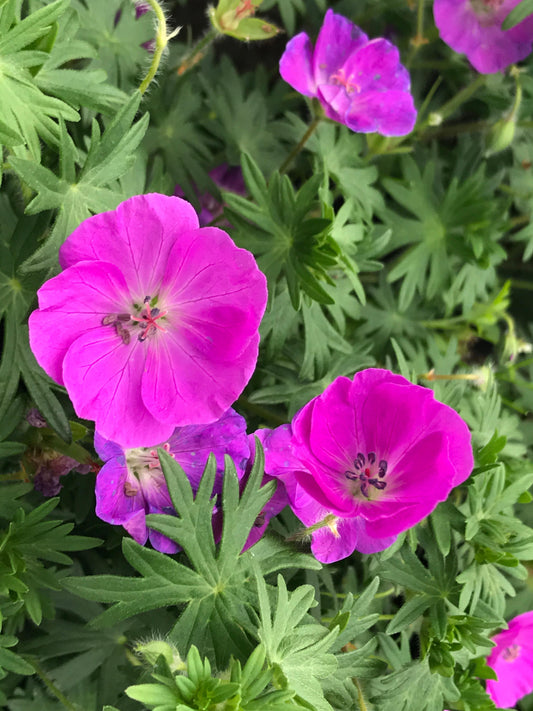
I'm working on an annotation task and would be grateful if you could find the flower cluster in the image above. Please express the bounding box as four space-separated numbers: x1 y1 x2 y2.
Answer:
434 0 533 74
279 9 417 136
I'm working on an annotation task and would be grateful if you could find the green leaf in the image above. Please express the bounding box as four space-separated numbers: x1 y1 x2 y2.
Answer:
17 325 71 443
11 92 148 273
502 0 533 28
256 571 337 711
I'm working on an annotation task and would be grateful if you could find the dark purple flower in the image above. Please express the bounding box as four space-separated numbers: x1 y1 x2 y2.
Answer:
29 194 267 449
94 409 250 553
279 9 417 136
34 454 91 497
174 164 246 227
26 408 48 428
434 0 533 73
268 369 474 563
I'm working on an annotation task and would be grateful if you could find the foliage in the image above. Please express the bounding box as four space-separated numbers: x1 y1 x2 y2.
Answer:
1 0 533 710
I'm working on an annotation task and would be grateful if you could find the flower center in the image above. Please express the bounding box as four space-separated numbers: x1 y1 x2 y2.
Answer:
102 295 168 344
344 451 388 500
124 442 173 497
330 67 361 94
501 643 521 662
470 0 504 17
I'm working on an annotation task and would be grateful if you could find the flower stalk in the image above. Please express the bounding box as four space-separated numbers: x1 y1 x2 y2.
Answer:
139 0 180 94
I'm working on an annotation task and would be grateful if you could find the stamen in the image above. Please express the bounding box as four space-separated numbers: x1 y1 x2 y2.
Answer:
501 644 521 662
378 460 388 477
368 452 376 464
102 314 116 325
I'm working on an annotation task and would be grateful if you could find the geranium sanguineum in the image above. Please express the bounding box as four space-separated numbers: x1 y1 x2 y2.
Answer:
29 194 267 448
485 611 533 708
434 0 533 74
269 369 474 563
95 408 250 553
279 9 417 136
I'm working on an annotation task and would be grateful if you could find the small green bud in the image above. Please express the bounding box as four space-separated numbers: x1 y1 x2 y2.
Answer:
486 115 516 155
134 639 186 673
209 0 280 40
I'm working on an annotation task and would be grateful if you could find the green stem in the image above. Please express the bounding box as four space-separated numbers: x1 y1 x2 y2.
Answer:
176 28 218 76
406 0 426 68
353 677 369 711
279 115 322 174
416 74 487 134
29 659 81 711
139 0 179 94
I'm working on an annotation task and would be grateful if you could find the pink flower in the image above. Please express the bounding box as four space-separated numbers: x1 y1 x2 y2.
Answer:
434 0 533 74
95 409 250 553
270 369 474 563
485 611 533 708
279 9 417 136
29 194 267 448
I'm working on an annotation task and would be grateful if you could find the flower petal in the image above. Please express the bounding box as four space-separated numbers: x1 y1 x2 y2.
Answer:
29 261 130 385
63 327 174 448
343 38 411 93
344 89 417 136
95 459 145 525
142 227 267 425
313 9 368 85
279 32 317 97
59 194 199 298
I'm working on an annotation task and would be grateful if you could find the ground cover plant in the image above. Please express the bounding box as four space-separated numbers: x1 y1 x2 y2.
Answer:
2 0 533 709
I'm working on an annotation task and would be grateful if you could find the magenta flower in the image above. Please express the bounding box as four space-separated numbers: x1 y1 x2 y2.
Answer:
434 0 533 74
29 194 267 449
485 611 533 708
174 164 246 227
95 408 250 553
269 369 473 563
279 9 417 136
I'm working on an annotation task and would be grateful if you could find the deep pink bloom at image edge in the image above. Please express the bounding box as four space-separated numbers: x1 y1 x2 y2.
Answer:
485 611 533 708
434 0 533 74
279 9 417 136
28 194 268 448
269 369 474 563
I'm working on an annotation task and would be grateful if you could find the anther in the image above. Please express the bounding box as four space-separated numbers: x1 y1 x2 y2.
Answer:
123 482 138 497
368 452 376 464
378 460 388 477
102 314 116 325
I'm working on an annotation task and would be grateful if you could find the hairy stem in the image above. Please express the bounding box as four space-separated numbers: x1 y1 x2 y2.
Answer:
29 659 82 711
139 0 179 94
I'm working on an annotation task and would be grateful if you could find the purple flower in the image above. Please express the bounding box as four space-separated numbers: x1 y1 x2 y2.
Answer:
33 454 91 497
270 369 474 563
279 9 417 136
485 611 533 708
434 0 533 74
174 164 246 227
95 408 250 553
29 194 267 449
